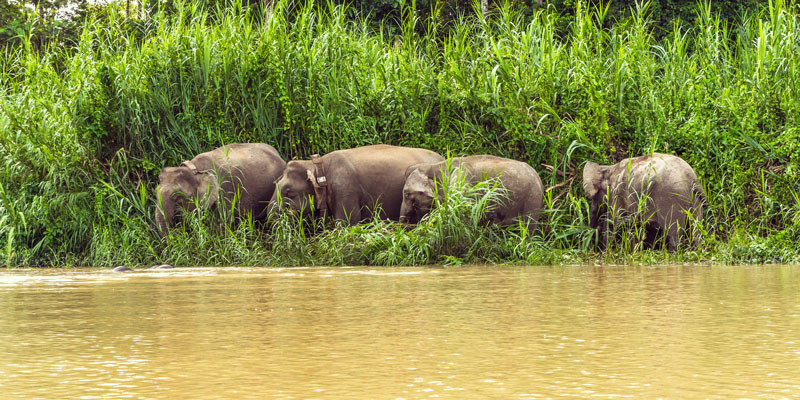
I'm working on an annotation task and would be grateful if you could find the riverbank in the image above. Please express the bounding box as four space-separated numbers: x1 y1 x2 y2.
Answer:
1 0 799 266
94 179 796 268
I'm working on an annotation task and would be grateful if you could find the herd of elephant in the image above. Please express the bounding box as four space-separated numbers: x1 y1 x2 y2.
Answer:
155 143 706 251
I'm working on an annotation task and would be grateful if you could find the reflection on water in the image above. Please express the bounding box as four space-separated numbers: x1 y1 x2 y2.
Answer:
1 265 799 398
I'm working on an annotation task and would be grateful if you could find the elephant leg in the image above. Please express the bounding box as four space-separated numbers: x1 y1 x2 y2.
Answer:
514 217 536 237
663 205 692 252
627 216 648 251
642 222 661 250
664 218 681 252
490 212 504 226
521 200 541 236
628 234 640 252
333 197 361 226
599 216 613 250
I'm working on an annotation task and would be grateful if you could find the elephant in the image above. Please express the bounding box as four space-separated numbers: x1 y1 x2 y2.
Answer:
582 152 705 251
398 155 544 229
155 143 286 237
269 144 443 225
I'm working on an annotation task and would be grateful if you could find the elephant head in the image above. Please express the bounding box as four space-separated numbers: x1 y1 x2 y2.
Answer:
269 160 316 216
398 168 436 224
582 161 611 232
155 164 219 237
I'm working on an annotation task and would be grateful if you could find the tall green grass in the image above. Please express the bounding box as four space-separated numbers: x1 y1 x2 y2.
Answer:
1 0 799 266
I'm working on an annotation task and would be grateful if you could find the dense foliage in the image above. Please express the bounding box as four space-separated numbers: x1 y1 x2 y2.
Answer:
266 0 761 31
1 0 799 266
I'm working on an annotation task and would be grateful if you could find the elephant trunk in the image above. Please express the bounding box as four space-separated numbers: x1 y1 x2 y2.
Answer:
155 208 168 238
266 190 281 220
155 187 175 238
399 201 414 224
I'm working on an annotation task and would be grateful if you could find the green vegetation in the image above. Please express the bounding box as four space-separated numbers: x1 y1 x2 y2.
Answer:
1 0 799 267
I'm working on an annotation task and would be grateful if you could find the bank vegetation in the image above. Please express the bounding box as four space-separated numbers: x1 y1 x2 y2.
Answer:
1 0 799 266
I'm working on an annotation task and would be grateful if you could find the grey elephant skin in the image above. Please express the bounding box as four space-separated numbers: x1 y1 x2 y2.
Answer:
582 152 705 251
269 144 443 225
399 155 544 229
155 143 286 236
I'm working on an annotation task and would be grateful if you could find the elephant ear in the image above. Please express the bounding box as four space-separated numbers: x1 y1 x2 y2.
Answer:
407 169 434 198
423 178 437 200
583 162 605 199
306 169 321 189
195 173 220 208
306 169 327 210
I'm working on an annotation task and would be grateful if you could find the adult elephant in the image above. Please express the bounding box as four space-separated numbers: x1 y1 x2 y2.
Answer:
582 152 705 251
269 144 443 225
155 143 286 237
398 155 544 230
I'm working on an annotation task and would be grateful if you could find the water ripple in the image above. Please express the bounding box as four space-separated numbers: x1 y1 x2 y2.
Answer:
0 265 799 398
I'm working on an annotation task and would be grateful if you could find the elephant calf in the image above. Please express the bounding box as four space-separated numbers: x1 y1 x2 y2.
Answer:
155 143 286 236
269 144 443 225
399 155 544 230
582 152 705 251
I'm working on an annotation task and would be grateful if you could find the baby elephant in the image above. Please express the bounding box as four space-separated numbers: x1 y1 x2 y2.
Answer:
399 155 544 229
582 153 705 251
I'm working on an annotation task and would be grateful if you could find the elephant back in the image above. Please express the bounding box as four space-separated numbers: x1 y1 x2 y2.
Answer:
324 145 444 220
194 143 287 219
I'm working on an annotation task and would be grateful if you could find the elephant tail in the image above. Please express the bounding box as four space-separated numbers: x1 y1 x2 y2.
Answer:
690 181 706 247
691 181 706 213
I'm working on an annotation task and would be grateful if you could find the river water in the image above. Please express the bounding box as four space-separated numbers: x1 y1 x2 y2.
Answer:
1 265 798 399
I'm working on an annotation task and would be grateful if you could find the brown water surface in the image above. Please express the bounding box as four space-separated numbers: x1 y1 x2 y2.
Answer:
1 265 799 399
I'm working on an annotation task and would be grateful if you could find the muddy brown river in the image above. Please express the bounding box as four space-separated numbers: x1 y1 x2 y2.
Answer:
1 265 799 398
